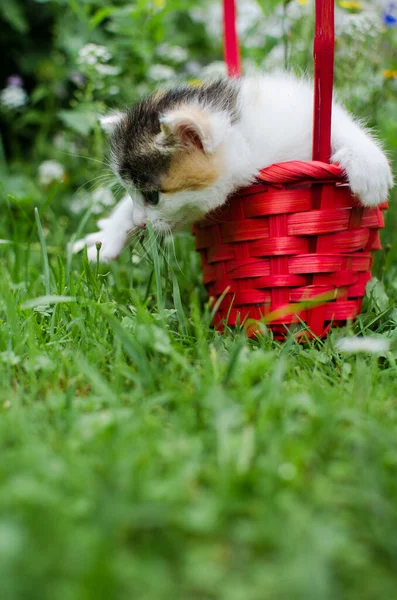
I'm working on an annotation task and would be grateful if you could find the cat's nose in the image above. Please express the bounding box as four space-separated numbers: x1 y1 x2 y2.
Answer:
142 190 159 206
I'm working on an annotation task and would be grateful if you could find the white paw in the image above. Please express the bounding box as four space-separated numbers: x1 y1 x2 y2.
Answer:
332 147 393 207
72 194 139 263
73 226 133 263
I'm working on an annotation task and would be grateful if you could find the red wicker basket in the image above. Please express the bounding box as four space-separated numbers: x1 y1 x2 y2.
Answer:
193 0 387 339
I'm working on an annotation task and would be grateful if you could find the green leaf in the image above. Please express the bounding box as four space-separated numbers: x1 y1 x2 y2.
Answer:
58 110 97 136
366 277 390 312
2 175 41 204
0 1 28 33
30 86 50 105
89 6 119 29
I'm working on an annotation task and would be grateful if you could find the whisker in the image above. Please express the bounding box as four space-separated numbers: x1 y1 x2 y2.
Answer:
59 150 112 169
73 172 117 196
88 175 119 192
113 183 128 198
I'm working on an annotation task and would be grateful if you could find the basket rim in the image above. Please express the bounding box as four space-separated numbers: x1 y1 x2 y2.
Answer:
257 160 345 186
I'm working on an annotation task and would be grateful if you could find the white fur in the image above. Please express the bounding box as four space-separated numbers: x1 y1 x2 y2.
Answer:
72 194 140 262
99 111 124 134
77 72 393 262
159 107 231 154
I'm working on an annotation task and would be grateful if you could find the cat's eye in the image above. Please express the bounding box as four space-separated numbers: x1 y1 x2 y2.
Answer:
142 190 159 206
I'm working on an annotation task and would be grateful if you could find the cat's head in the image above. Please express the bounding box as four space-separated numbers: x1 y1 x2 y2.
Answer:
101 80 240 229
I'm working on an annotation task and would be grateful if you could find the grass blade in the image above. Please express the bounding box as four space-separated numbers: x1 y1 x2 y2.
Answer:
146 221 164 314
34 207 51 294
171 271 188 335
21 295 76 310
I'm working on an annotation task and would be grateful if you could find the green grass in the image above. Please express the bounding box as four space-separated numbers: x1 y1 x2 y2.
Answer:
1 187 397 600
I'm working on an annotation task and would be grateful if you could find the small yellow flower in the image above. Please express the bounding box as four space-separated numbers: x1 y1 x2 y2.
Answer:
382 69 397 79
339 1 363 9
297 0 308 4
189 79 202 87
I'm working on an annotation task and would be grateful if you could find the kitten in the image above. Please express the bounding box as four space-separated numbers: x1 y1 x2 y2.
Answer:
74 73 393 262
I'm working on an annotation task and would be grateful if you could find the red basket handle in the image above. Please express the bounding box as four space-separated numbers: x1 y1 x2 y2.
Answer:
312 0 335 162
223 0 241 77
222 0 335 162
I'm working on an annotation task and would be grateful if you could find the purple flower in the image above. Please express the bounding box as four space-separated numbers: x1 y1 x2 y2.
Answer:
384 2 397 27
7 75 23 87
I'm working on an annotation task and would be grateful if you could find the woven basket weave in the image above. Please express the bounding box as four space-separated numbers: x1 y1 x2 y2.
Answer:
193 160 387 338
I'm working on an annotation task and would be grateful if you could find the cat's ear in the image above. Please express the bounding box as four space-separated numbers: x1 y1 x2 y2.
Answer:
159 107 228 154
99 111 125 134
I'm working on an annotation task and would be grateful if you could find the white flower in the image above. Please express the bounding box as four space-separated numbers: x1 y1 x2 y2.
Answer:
77 43 112 66
190 3 221 37
190 7 205 23
335 336 390 354
336 9 382 40
53 133 66 149
263 44 285 69
0 86 28 109
0 351 21 366
148 64 175 81
167 46 188 62
185 61 201 76
244 25 268 49
38 160 65 186
92 187 114 209
157 44 188 62
69 193 90 215
285 0 312 22
52 134 77 154
95 64 121 76
108 85 120 96
236 0 262 36
69 187 115 215
201 61 227 78
259 15 283 38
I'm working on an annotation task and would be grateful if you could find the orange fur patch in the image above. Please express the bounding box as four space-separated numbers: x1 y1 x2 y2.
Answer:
160 148 224 193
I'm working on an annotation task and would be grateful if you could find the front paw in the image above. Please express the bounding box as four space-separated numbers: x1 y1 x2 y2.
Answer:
73 227 132 263
332 147 393 207
72 194 138 263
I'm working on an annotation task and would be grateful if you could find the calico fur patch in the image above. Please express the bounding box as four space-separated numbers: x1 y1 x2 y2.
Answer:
109 79 240 191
